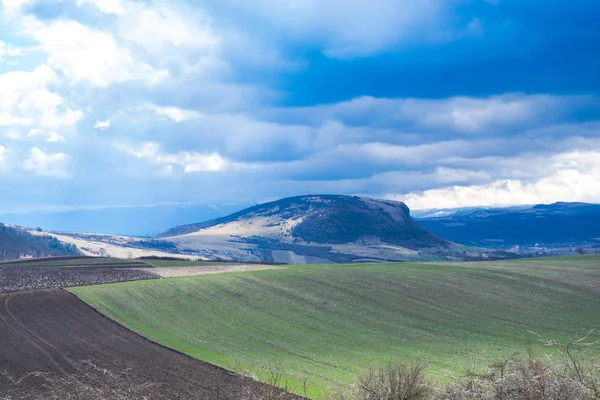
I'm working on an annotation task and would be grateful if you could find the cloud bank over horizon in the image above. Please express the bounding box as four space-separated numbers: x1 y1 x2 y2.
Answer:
1 0 599 213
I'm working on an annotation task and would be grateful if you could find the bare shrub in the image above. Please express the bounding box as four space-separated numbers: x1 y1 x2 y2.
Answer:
242 362 307 399
435 344 599 400
0 361 161 400
352 360 432 400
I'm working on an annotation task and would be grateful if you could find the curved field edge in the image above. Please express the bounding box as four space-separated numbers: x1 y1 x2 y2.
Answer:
68 259 600 398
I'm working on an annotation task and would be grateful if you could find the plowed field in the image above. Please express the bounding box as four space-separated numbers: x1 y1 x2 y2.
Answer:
0 289 295 399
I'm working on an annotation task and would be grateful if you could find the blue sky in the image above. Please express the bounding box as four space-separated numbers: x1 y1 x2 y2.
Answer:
1 0 600 213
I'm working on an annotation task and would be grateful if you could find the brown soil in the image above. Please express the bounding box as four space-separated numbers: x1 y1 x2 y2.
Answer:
0 267 160 293
0 289 298 399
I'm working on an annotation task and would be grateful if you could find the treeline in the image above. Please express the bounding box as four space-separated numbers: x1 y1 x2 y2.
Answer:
0 223 80 261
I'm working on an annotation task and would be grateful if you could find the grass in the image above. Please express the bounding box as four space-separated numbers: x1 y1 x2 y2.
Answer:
69 256 600 398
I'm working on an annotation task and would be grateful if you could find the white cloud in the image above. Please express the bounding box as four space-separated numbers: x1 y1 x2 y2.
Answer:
393 151 600 209
28 129 65 142
289 94 588 133
148 105 202 122
4 129 21 139
0 0 34 15
403 95 549 131
0 40 23 62
119 2 218 52
0 66 83 128
23 18 168 87
23 147 71 178
122 142 233 173
334 140 476 166
94 119 111 130
0 145 6 163
76 0 125 15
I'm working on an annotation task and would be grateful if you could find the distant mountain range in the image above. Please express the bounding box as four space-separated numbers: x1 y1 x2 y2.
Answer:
417 202 600 253
4 196 596 263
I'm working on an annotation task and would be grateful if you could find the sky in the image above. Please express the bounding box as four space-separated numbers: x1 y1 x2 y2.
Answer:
1 0 600 214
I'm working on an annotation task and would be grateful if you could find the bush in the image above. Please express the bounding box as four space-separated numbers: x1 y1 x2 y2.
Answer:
436 352 587 400
353 360 432 400
354 337 600 400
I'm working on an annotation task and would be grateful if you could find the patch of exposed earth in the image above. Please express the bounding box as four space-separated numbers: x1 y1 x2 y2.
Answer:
0 289 300 399
0 266 160 293
138 264 282 278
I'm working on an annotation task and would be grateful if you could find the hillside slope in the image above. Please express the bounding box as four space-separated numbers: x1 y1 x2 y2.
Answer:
418 202 600 253
71 256 600 396
158 195 478 263
0 223 80 261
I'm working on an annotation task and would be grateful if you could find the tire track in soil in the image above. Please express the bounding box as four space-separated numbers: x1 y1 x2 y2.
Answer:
0 294 72 376
3 294 84 375
0 289 299 399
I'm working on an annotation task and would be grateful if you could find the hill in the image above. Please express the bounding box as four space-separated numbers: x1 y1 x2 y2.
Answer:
70 255 600 397
157 195 469 263
0 223 81 261
418 202 600 254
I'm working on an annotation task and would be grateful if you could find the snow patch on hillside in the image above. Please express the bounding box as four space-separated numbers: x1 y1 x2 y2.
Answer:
26 229 203 260
185 215 304 239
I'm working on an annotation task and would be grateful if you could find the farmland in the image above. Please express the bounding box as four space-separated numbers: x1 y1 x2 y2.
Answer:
0 289 296 399
70 255 600 397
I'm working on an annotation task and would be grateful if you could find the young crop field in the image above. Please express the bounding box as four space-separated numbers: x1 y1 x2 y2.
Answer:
70 257 600 398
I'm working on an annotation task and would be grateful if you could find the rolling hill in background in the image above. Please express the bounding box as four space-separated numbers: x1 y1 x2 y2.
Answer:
158 195 502 263
418 202 600 254
0 223 81 261
12 195 585 263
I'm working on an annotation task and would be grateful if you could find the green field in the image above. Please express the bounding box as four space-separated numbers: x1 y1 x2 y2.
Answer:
70 257 600 397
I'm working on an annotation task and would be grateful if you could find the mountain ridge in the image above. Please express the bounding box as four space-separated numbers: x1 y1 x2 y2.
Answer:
156 194 489 263
159 194 448 249
418 201 600 253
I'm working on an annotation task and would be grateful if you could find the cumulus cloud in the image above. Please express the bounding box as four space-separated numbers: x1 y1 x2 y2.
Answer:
148 105 202 122
0 40 22 62
0 0 34 15
118 2 218 53
23 18 168 87
76 0 125 15
23 147 71 178
122 142 235 173
393 151 600 210
94 119 111 130
28 129 65 142
0 66 83 128
0 0 599 213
